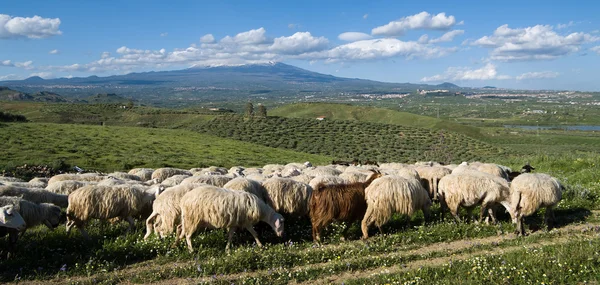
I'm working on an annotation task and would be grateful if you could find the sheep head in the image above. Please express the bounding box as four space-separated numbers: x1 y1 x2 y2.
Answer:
0 205 26 231
43 203 62 230
271 213 284 238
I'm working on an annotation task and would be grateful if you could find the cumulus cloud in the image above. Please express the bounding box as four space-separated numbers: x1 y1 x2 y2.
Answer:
419 30 464 44
200 34 215 43
0 14 62 39
591 46 600 54
270 32 329 54
472 24 599 61
372 11 458 36
516 71 559 80
421 63 511 82
49 49 59 54
338 32 373 42
221 27 268 45
556 21 574 30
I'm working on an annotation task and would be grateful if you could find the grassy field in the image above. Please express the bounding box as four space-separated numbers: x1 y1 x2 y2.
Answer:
0 122 331 173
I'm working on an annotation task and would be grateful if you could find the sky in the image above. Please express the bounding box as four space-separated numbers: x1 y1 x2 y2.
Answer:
1 0 599 91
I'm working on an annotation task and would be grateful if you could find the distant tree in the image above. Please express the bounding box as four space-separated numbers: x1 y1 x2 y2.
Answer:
257 104 267 117
126 99 134 109
245 102 254 117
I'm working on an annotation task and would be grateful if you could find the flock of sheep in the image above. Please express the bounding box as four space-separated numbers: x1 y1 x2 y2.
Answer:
0 160 562 256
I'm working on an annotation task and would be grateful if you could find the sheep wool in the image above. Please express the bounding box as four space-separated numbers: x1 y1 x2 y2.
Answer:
45 180 92 195
151 168 192 183
262 177 313 216
181 175 232 187
510 173 563 235
144 183 199 239
223 177 269 202
0 186 69 208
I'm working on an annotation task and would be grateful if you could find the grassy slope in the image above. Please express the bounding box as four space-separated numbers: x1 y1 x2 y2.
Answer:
269 102 483 138
0 122 331 172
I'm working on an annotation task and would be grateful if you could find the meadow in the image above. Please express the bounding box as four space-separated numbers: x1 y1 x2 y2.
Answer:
0 100 599 284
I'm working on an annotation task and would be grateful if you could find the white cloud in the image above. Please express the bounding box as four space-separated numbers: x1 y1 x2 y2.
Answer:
363 14 369 19
288 23 300 29
516 71 559 80
591 46 600 54
270 32 329 54
49 49 59 54
101 52 111 59
338 32 373 42
200 34 215 43
372 11 458 36
556 21 574 30
160 32 168 37
0 74 21 80
0 14 62 39
15 60 34 69
421 63 511 82
1 60 12 66
29 71 53 79
419 30 464 44
473 24 599 61
221 27 268 45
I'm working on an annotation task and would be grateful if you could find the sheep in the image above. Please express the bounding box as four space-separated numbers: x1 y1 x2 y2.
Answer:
414 166 452 200
510 173 563 236
452 162 509 181
339 171 370 183
128 168 154 182
308 175 351 191
45 180 92 195
66 184 163 239
361 175 431 239
0 205 26 230
261 178 313 217
245 173 267 182
0 186 69 208
223 178 269 202
309 171 383 242
151 168 192 183
0 176 24 183
97 177 143 187
108 172 142 181
161 174 192 187
181 175 233 187
242 167 263 176
48 173 105 184
0 197 62 231
28 177 49 188
178 185 284 252
379 163 409 170
291 174 314 184
144 183 200 239
304 166 342 177
438 171 511 223
228 166 245 177
201 166 229 175
381 167 421 181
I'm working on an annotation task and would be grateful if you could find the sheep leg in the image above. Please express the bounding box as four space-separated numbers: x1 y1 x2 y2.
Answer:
125 216 136 234
76 223 90 240
487 208 497 224
545 207 555 231
516 216 525 236
226 228 236 252
144 212 159 240
478 203 488 224
361 208 375 240
245 225 263 248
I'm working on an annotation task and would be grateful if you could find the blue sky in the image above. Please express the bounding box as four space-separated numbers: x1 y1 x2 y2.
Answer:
1 0 599 90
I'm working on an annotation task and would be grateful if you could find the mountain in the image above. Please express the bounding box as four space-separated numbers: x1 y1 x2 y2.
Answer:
0 86 68 102
436 82 460 89
0 63 462 104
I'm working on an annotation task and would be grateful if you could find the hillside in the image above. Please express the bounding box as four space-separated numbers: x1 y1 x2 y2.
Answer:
191 115 504 163
269 102 483 138
0 122 331 172
85 93 132 104
0 86 67 102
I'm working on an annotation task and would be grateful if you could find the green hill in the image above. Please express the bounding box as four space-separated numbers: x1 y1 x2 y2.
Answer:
85 93 132 104
269 102 483 138
0 122 331 173
0 86 68 102
192 115 504 163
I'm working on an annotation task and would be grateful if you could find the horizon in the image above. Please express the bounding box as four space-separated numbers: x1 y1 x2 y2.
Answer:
1 0 599 91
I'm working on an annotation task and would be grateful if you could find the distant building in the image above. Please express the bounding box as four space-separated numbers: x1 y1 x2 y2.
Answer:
316 116 326 121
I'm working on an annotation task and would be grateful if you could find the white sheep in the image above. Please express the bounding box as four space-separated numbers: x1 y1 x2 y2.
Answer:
242 167 263 176
45 180 92 195
108 172 142 181
128 168 154 182
144 183 200 239
181 175 232 187
178 185 284 252
223 178 269 202
438 171 511 223
161 174 192 187
0 196 62 232
304 166 342 177
151 168 192 183
245 173 267 182
0 186 69 208
291 174 314 184
0 177 24 183
510 173 563 236
28 177 49 188
48 173 105 185
308 175 350 191
0 204 26 230
414 166 452 200
361 175 431 239
339 171 370 183
262 177 313 216
452 162 508 181
66 184 163 238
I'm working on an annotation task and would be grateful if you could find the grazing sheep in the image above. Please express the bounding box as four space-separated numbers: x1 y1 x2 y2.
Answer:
291 174 314 184
378 163 409 170
128 168 154 182
201 166 229 175
304 166 342 177
178 185 284 252
0 186 69 208
414 166 452 200
224 178 269 202
48 173 105 185
228 166 245 177
309 175 351 191
339 171 370 183
144 183 200 239
245 173 267 182
242 168 263 176
282 167 302 178
262 178 313 217
161 174 192 187
438 172 511 223
108 172 142 181
45 180 92 195
381 167 421 181
66 184 163 238
181 175 232 187
309 171 383 242
361 175 431 239
453 162 509 181
0 197 62 231
443 164 458 171
510 173 563 236
151 168 192 183
0 205 26 230
28 177 49 188
0 177 24 183
97 177 144 187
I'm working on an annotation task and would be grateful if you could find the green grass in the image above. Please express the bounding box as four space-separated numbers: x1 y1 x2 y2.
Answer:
0 122 331 173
